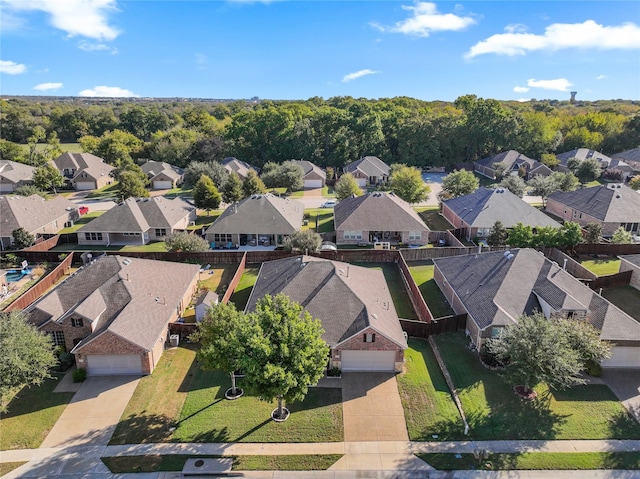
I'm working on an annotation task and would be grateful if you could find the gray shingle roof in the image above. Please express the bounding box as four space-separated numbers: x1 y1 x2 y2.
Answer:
292 160 326 180
433 248 640 342
245 256 407 349
443 188 561 229
612 148 640 164
0 194 77 237
0 160 35 184
475 150 545 174
205 194 304 235
344 156 390 178
619 255 640 268
334 192 430 232
556 148 632 171
52 152 114 181
221 157 255 180
547 184 640 222
141 160 184 182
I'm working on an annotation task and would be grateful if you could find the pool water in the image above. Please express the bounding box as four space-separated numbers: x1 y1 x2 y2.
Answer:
6 269 30 282
421 172 447 183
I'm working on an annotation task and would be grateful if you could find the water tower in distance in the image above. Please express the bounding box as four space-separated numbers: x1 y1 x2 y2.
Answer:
570 91 577 103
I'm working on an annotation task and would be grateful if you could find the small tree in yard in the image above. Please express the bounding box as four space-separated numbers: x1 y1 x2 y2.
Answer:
506 223 534 247
389 165 431 203
164 232 210 252
575 158 603 184
527 175 558 206
558 221 584 249
241 294 329 421
1 310 57 412
118 170 149 200
611 226 633 244
629 176 640 191
498 175 526 198
487 221 508 246
242 170 267 197
486 312 610 398
12 227 35 249
283 230 322 253
222 171 243 203
33 163 65 194
585 222 603 244
193 174 222 214
441 170 479 198
334 173 363 200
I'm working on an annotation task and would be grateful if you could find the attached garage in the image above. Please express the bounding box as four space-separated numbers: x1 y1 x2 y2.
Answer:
304 179 323 188
86 354 143 376
355 178 367 188
602 347 640 368
75 181 96 191
341 350 396 372
153 180 173 189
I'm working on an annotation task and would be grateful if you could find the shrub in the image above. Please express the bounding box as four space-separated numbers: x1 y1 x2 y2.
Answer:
327 367 341 377
585 359 602 377
73 368 87 382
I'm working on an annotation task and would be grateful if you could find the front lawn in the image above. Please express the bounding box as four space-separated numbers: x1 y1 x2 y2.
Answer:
228 267 260 311
578 257 621 276
407 261 454 319
0 374 74 449
355 263 417 320
602 285 640 321
415 207 452 232
0 462 27 476
86 183 120 199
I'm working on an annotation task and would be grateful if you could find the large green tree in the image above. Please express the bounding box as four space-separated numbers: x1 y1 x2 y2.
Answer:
221 171 243 203
388 165 431 203
506 223 534 247
487 221 508 247
575 158 603 184
334 173 363 200
193 175 222 214
611 226 633 244
164 232 210 252
0 310 58 412
441 170 479 199
118 170 149 200
33 163 65 194
241 170 267 197
260 160 305 193
283 230 322 253
498 175 527 198
183 161 229 188
12 227 35 249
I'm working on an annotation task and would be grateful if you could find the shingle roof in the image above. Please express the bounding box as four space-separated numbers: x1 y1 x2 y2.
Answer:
292 160 326 180
141 160 184 182
475 150 540 171
0 194 77 237
221 157 255 180
78 197 194 233
0 160 35 184
547 184 640 222
205 193 304 235
433 248 640 342
344 156 390 178
52 152 114 181
245 256 407 349
443 187 561 229
612 148 640 164
334 192 430 232
619 254 640 268
556 148 632 171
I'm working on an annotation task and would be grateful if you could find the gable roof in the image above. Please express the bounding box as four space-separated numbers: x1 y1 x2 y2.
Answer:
205 193 303 235
78 197 194 233
443 187 561 229
26 255 199 352
246 256 407 349
0 160 35 184
475 150 542 171
547 184 640 222
556 148 632 171
433 248 640 342
292 160 326 180
612 148 640 165
344 156 390 178
221 157 255 180
141 160 184 182
0 194 77 237
52 152 114 181
334 192 430 232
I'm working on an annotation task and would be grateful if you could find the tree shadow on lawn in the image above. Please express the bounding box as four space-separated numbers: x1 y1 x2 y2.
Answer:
607 409 640 440
110 412 187 444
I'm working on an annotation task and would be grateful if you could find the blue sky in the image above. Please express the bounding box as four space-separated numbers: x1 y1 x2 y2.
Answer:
1 0 639 101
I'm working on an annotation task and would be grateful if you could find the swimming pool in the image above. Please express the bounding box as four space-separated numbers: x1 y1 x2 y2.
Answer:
421 172 447 183
5 269 30 282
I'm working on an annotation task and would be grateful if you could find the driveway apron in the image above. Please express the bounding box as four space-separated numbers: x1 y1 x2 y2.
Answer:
341 372 409 442
601 369 640 423
40 376 140 448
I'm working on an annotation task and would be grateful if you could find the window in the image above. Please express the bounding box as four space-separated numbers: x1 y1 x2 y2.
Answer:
122 232 141 236
72 318 84 328
155 228 167 237
491 327 503 338
565 310 586 320
364 333 376 343
84 232 103 241
213 234 232 242
48 331 65 347
622 223 639 232
343 230 362 240
476 228 491 237
408 231 421 240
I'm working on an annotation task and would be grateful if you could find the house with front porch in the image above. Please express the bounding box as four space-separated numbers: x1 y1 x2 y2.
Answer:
343 156 390 187
246 256 407 372
204 193 304 248
333 192 430 246
76 196 195 246
52 152 114 190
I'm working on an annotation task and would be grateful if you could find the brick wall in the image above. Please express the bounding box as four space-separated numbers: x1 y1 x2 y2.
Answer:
332 326 405 370
619 258 640 291
40 316 92 352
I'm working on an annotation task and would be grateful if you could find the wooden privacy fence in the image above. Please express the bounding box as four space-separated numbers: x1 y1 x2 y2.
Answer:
397 253 433 323
400 314 467 339
22 235 61 252
590 271 633 290
221 252 247 304
572 243 640 256
541 248 597 281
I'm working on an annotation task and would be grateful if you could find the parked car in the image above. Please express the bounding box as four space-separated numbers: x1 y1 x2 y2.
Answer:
321 200 337 208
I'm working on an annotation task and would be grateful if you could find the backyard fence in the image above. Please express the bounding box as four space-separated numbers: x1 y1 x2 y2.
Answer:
22 235 61 252
399 314 467 339
541 248 597 281
572 243 640 256
591 271 633 290
397 253 433 323
221 252 247 304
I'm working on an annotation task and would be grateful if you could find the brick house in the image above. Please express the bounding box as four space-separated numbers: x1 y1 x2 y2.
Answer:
433 249 640 368
0 160 35 193
619 255 640 291
611 148 640 172
556 148 634 179
246 256 407 372
141 160 184 189
52 152 114 190
333 192 430 246
221 157 257 181
474 150 552 180
25 255 200 375
292 160 326 188
545 184 640 237
343 156 390 187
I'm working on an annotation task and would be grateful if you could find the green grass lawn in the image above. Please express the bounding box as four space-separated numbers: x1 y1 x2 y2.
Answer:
0 374 74 449
86 182 120 199
288 190 304 198
228 267 260 311
57 211 105 234
304 208 334 233
415 207 453 232
163 186 193 198
433 332 640 441
397 340 465 441
322 186 336 198
578 257 621 276
121 241 169 252
187 211 222 231
602 285 640 321
198 265 239 295
0 462 27 476
407 261 454 319
418 452 640 470
355 262 418 320
51 241 170 253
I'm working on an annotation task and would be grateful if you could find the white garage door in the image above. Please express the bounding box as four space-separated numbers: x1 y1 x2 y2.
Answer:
86 355 143 376
602 347 640 368
75 181 96 191
305 179 323 188
341 350 396 372
355 178 367 188
154 180 172 189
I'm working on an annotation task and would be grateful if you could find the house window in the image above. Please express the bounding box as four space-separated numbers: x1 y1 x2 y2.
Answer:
408 231 421 240
155 228 167 237
48 331 65 347
344 230 362 240
565 310 586 320
364 333 376 343
72 318 84 328
476 228 491 237
213 234 232 242
622 223 639 232
84 232 103 241
122 232 141 236
490 327 503 338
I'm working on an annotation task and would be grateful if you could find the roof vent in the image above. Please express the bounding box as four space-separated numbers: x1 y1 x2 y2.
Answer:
616 194 621 198
371 313 378 320
507 254 514 260
122 259 131 266
616 184 621 188
503 250 511 258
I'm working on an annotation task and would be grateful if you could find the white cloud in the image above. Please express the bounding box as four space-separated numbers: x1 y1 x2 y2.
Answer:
527 78 573 91
371 2 475 37
78 41 118 54
517 98 532 103
78 85 138 97
513 86 529 93
467 20 640 57
342 69 380 83
33 82 63 91
0 60 27 74
3 0 120 41
596 74 608 80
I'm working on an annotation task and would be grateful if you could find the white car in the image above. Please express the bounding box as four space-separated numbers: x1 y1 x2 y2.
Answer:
320 200 337 208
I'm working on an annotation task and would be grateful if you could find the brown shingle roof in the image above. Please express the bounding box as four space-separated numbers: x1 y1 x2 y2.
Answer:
0 194 77 237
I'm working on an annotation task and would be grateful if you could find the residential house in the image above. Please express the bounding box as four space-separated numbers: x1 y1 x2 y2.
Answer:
442 187 561 241
246 256 408 372
195 290 219 322
141 160 184 190
292 160 326 188
76 196 196 246
556 148 634 179
619 255 640 291
433 248 640 368
545 184 640 237
0 160 35 193
0 194 78 250
334 192 430 246
611 148 640 173
343 156 390 187
205 193 304 248
25 255 200 375
52 152 115 190
221 157 256 181
474 150 552 180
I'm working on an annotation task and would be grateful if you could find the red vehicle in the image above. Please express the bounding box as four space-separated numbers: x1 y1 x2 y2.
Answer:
79 206 89 215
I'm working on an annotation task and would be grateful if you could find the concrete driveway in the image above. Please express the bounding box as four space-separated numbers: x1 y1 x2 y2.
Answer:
40 376 139 448
341 372 409 442
602 369 640 423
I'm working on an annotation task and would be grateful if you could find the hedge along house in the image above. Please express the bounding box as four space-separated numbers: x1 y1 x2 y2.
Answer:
25 255 200 375
52 152 115 191
433 248 640 368
333 192 430 246
76 196 196 246
204 194 304 248
245 256 407 372
141 160 185 190
441 187 561 241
